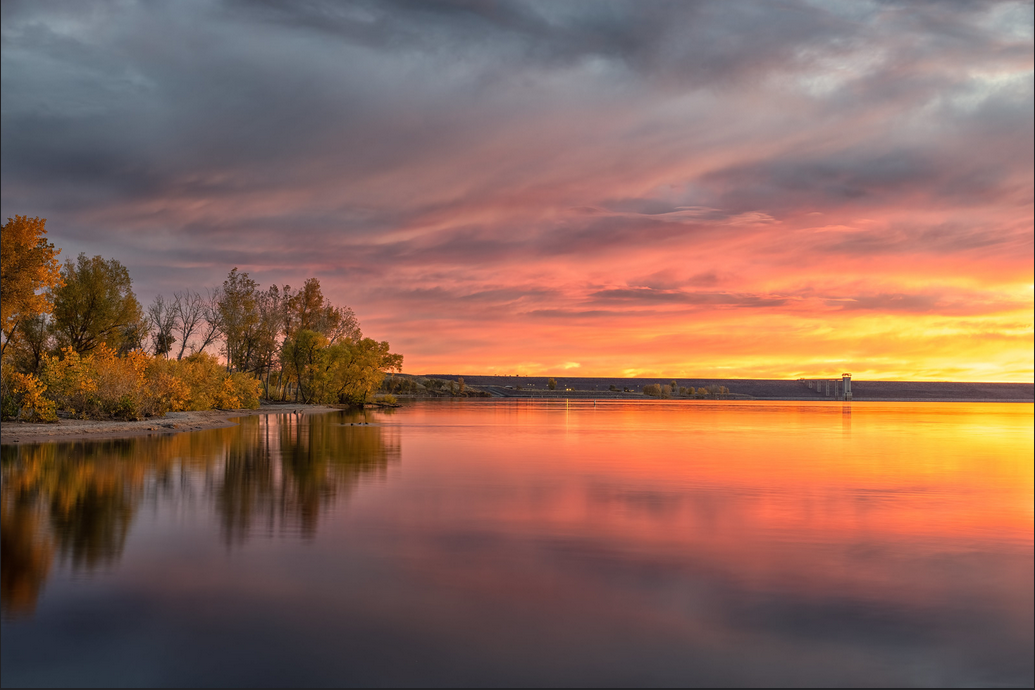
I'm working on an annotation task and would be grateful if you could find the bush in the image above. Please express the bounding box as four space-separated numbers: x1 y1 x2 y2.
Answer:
41 347 163 420
4 371 57 422
39 347 261 419
221 371 261 410
643 383 662 397
149 353 259 411
1 387 17 420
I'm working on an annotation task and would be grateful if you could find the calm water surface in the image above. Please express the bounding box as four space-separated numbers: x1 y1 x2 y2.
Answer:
2 401 1032 687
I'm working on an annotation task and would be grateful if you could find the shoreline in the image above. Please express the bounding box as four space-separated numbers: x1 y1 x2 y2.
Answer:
0 403 340 445
401 395 1034 404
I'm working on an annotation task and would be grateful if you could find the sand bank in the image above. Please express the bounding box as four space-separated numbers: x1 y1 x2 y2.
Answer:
0 403 339 445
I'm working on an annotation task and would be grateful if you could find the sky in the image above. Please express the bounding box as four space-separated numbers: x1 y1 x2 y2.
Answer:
2 0 1032 381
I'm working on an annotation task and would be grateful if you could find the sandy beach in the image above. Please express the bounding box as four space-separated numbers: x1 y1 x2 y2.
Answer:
0 403 339 445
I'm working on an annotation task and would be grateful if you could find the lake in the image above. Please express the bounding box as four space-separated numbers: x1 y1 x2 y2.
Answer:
2 400 1032 687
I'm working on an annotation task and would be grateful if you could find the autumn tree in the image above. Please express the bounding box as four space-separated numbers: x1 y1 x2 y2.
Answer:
217 268 260 372
204 269 398 405
327 337 401 404
548 378 557 390
0 216 62 361
280 331 402 405
280 329 328 403
253 284 286 396
50 253 145 355
284 278 360 344
6 315 53 375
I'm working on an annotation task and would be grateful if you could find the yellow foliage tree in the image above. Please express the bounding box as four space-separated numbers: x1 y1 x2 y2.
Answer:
50 254 145 356
0 216 61 361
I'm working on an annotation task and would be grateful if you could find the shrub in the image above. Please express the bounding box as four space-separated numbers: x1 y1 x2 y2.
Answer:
220 371 260 410
39 347 261 419
41 346 166 420
39 348 99 417
1 386 17 420
5 371 57 422
144 357 190 412
643 383 662 397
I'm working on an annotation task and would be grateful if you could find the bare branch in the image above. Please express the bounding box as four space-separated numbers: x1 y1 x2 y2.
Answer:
172 289 204 360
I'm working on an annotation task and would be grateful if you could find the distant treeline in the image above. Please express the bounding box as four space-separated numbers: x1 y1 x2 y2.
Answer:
643 383 730 398
380 376 491 399
1 216 401 421
377 375 731 399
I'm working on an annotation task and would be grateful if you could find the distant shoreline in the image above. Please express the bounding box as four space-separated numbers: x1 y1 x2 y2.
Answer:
405 375 1034 402
407 395 1034 403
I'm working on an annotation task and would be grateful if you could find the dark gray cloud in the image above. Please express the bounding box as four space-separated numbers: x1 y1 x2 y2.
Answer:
590 287 790 309
238 0 828 83
1 0 1031 322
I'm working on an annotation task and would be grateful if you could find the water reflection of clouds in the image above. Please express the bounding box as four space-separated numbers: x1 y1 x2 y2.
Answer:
377 516 1031 684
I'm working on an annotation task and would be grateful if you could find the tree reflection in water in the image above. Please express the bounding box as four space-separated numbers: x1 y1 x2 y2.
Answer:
218 411 398 542
1 410 397 616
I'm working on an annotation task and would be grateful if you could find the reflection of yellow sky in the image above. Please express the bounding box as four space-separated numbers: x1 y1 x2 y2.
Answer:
334 402 1033 630
397 402 1034 542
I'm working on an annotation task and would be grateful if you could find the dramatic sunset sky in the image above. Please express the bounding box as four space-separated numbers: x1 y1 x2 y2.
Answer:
2 1 1032 380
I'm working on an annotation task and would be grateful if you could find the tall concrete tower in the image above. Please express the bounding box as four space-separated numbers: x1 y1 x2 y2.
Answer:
842 373 852 401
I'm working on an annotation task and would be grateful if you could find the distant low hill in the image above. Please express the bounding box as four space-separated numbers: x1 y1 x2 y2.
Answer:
418 375 1033 401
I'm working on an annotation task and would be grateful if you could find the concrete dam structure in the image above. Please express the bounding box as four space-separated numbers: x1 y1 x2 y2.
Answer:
800 374 852 401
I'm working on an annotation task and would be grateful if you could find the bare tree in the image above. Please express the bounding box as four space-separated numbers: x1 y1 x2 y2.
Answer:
147 294 177 358
193 287 223 356
325 305 361 344
171 290 204 360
